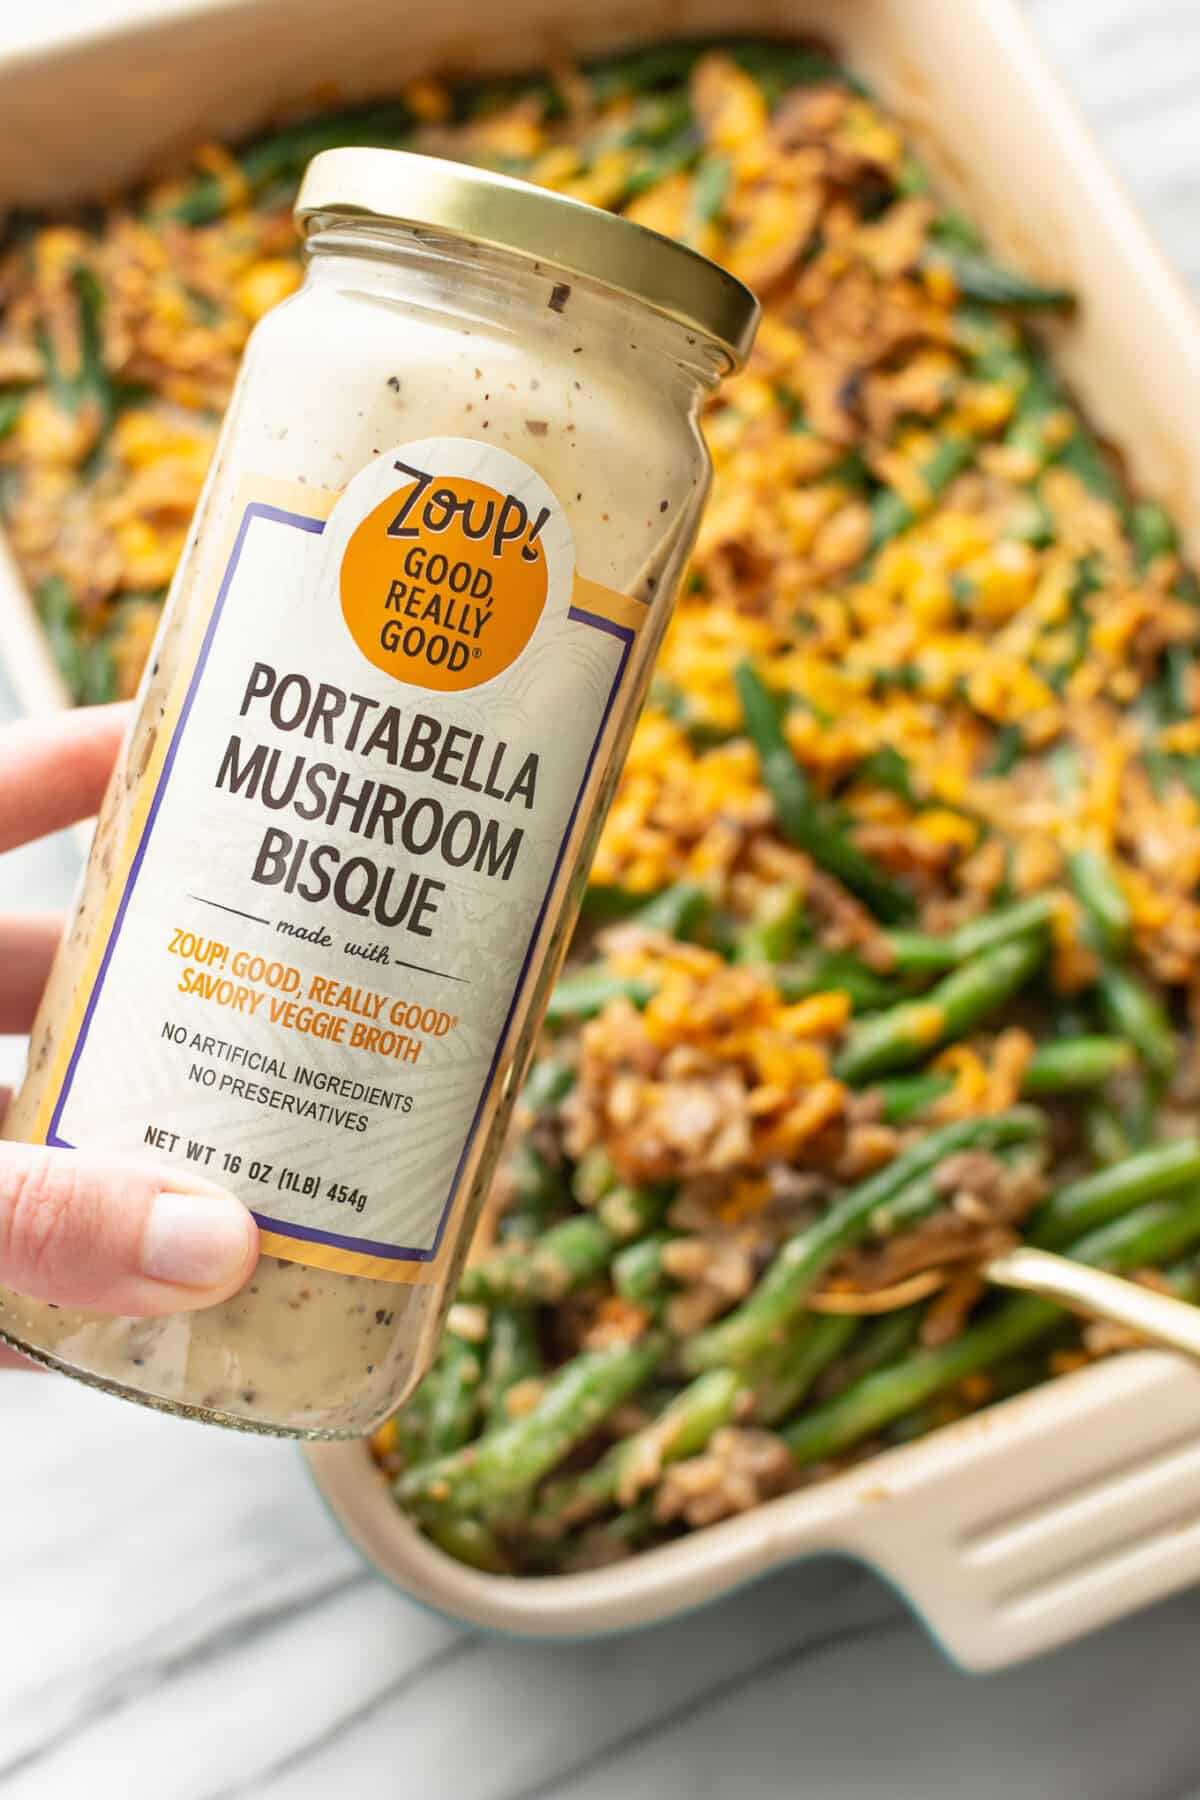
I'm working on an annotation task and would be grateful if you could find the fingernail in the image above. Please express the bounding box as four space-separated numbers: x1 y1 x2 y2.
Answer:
141 1190 254 1288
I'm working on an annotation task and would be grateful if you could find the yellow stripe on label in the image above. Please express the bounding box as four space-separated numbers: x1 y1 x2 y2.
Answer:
256 1229 439 1283
572 574 651 635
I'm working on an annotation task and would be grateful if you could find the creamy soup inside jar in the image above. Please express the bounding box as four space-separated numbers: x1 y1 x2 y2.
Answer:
0 149 756 1436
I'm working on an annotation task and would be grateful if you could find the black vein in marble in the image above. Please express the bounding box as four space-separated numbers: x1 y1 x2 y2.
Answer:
199 1636 478 1799
0 1568 371 1786
1140 1774 1200 1800
501 1611 905 1800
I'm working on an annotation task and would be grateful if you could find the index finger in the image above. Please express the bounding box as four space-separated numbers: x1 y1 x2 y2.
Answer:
0 704 130 853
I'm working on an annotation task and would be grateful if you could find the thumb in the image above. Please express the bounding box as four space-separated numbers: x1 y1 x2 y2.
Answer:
0 1142 258 1316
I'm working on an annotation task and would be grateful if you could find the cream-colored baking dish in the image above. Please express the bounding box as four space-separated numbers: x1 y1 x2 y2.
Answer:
5 0 1200 1671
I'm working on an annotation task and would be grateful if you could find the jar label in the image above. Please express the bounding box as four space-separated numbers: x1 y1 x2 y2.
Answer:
38 441 646 1281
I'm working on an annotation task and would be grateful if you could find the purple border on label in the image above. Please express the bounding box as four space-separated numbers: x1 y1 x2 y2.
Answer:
47 503 634 1266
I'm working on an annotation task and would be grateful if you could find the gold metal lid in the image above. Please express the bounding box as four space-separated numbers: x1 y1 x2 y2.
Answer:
295 147 759 368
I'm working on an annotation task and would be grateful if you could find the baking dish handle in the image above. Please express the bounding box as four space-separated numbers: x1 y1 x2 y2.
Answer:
830 1350 1200 1670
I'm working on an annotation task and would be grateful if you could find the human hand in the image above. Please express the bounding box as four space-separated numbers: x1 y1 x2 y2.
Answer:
0 705 258 1370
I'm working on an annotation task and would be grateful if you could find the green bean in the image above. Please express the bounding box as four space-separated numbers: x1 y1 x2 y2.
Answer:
832 1306 923 1388
1007 495 1055 549
897 154 932 197
686 153 732 242
1119 1073 1157 1149
35 578 120 703
867 489 916 551
1056 425 1121 503
581 883 646 923
875 932 954 977
35 266 115 445
1164 1253 1200 1303
683 1108 1045 1373
500 1138 568 1240
867 435 975 552
781 1299 1041 1465
397 1336 665 1519
884 1348 1049 1442
627 881 712 939
783 1190 1200 1465
483 1307 543 1430
884 1396 966 1444
598 90 694 152
424 1332 485 1456
824 448 873 492
985 723 1025 775
1020 1036 1135 1095
1067 849 1132 957
459 1214 615 1305
1159 644 1193 723
545 967 656 1022
426 1515 512 1574
886 1035 1130 1112
586 38 852 108
726 40 855 97
1003 352 1062 465
1130 501 1178 570
162 101 416 223
585 40 708 99
735 661 912 922
1067 1191 1200 1267
1084 1099 1134 1168
834 934 1045 1084
929 210 984 254
1031 1139 1200 1248
80 637 119 705
883 894 1058 976
924 249 1073 311
390 1381 434 1468
612 1232 674 1306
775 952 901 1012
1095 963 1176 1082
0 391 23 437
876 1071 951 1125
471 1172 662 1303
564 1498 661 1566
648 677 739 748
536 1368 744 1527
732 884 806 965
950 895 1059 962
35 577 87 701
520 1057 576 1113
583 878 710 938
875 1036 1134 1123
73 267 112 420
572 1144 618 1205
596 1182 670 1243
751 1314 859 1425
861 1173 946 1241
1046 554 1102 690
855 744 919 804
618 128 702 201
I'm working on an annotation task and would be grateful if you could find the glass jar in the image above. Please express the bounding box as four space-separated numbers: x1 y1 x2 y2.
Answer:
0 149 756 1436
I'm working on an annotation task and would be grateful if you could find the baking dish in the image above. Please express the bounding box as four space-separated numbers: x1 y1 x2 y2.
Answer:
5 0 1200 1670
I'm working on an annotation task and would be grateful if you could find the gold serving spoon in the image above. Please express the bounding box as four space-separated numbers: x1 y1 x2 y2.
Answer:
811 1245 1200 1359
983 1245 1200 1357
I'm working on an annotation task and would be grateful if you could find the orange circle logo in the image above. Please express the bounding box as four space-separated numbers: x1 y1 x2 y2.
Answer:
339 468 549 690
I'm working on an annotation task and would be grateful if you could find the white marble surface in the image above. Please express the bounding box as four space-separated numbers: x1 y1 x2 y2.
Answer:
4 3 1200 1796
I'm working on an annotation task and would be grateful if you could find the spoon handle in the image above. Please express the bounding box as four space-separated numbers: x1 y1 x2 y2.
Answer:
986 1245 1200 1359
